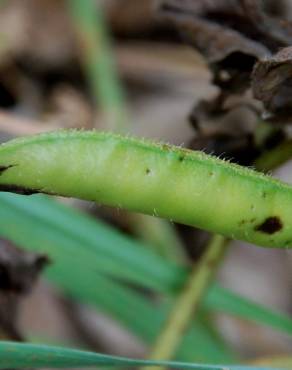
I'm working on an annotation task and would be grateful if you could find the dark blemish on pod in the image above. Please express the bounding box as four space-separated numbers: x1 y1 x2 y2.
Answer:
239 218 256 227
146 168 151 175
255 216 283 234
0 184 41 195
261 191 267 199
0 184 58 196
0 165 15 176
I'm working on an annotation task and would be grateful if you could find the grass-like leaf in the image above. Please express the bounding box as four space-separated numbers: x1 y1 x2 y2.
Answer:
0 191 185 292
0 341 281 370
0 192 233 362
2 193 292 333
206 285 292 335
0 193 291 348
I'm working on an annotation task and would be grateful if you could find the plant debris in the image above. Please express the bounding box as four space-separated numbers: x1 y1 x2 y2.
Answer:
252 47 292 123
158 0 292 159
0 240 49 340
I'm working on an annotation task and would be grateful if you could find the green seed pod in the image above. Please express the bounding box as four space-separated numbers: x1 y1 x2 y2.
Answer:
0 130 291 248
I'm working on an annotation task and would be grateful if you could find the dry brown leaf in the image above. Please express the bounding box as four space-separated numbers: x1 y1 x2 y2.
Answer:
252 47 292 123
158 0 269 93
158 0 292 95
0 240 48 340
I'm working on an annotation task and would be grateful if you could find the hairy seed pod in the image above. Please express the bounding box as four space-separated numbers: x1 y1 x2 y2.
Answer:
0 130 291 248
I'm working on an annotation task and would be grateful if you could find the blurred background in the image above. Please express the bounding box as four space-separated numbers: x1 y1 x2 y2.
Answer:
0 0 292 368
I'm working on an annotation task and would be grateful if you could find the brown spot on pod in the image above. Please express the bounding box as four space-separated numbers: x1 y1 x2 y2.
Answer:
255 216 283 234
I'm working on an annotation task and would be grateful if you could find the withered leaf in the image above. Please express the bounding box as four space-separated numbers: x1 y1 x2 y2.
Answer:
0 240 49 340
190 131 259 166
158 0 271 62
189 94 228 129
158 0 270 92
0 242 49 293
252 47 292 123
240 0 292 50
159 0 292 53
158 0 292 95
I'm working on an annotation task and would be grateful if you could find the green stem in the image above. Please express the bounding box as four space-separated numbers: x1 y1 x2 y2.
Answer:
68 0 128 132
255 139 292 172
143 235 228 369
253 120 277 148
129 213 187 264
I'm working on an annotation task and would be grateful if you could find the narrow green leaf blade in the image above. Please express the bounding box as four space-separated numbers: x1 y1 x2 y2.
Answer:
46 263 232 362
0 192 186 292
0 192 233 362
206 285 292 335
0 342 279 370
0 192 291 341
